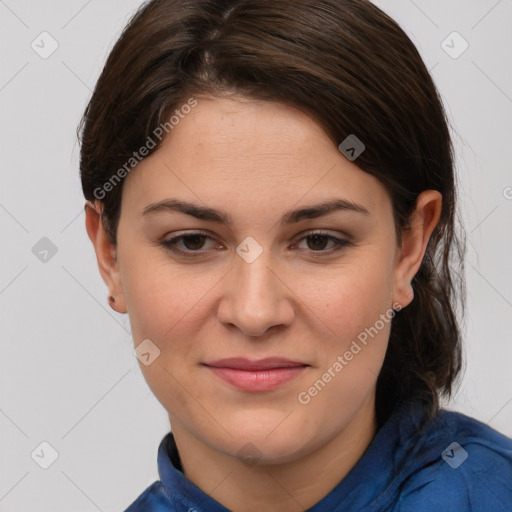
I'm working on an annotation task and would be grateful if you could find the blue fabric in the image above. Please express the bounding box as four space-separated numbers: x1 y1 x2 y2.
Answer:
124 400 512 511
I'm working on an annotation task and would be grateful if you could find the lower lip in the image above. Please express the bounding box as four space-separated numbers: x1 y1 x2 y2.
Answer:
205 366 307 391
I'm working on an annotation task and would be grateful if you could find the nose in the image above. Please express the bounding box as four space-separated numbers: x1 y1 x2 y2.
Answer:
216 245 295 338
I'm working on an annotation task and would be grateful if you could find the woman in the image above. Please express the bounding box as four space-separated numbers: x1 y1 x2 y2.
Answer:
78 0 512 510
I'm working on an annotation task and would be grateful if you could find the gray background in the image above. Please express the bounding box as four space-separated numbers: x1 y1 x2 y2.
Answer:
0 0 511 510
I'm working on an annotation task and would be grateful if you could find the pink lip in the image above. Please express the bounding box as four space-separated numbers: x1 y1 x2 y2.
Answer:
202 358 309 392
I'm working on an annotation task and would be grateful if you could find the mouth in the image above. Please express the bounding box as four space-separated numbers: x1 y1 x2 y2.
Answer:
202 358 310 392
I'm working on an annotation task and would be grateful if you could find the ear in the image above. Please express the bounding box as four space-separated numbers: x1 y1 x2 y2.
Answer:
392 190 442 309
84 200 127 313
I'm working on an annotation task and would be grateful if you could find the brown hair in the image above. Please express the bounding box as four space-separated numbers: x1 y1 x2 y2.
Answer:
78 0 466 427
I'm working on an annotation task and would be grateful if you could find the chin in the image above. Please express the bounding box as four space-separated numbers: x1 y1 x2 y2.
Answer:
215 417 315 466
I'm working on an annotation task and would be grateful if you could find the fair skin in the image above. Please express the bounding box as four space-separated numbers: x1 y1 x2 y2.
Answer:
85 96 441 512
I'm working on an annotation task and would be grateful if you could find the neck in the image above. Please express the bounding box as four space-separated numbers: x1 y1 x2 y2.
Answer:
171 393 378 512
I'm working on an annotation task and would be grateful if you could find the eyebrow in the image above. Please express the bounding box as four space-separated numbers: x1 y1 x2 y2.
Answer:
141 198 370 225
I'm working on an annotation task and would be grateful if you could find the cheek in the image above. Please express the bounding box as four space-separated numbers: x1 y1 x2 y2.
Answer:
311 257 394 340
120 261 207 415
301 257 394 402
120 250 204 340
296 276 393 429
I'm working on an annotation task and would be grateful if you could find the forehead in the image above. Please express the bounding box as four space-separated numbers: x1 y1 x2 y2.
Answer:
121 96 391 223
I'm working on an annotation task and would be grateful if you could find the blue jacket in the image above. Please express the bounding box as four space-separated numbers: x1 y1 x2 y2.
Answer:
124 400 512 511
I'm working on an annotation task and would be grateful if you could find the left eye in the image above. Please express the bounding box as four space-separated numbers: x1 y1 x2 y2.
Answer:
295 233 350 252
160 231 351 256
161 233 218 253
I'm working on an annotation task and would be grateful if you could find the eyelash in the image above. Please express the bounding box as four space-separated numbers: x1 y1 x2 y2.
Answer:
159 230 352 257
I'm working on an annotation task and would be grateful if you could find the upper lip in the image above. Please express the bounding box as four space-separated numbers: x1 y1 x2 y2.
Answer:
202 357 309 371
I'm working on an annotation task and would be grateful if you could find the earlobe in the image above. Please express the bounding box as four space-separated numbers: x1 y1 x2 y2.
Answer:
392 190 442 309
84 200 127 313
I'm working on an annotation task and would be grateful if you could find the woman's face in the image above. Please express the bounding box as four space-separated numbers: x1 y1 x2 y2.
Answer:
91 96 431 464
